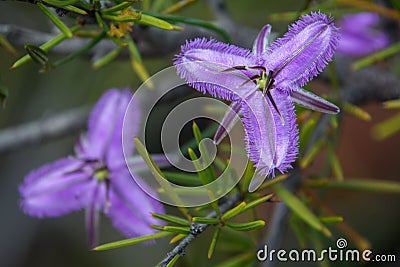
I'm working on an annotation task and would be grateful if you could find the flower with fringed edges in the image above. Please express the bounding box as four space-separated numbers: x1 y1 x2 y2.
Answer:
174 12 340 191
19 89 165 247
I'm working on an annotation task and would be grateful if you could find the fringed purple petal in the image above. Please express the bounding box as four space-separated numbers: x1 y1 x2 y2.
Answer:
19 158 94 217
270 90 299 174
263 12 340 92
242 90 298 191
84 178 107 247
290 87 340 114
174 38 259 102
253 24 272 57
85 202 100 248
107 169 164 238
241 91 276 177
78 89 127 161
105 89 137 169
337 12 389 57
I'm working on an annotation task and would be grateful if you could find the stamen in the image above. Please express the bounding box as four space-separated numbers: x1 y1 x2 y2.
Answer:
225 65 284 125
221 66 248 72
239 74 261 87
266 90 285 125
222 65 267 73
262 70 274 95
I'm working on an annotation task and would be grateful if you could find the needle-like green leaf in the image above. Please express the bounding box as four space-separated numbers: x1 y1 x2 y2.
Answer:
225 220 265 231
166 254 180 267
208 226 221 259
300 138 325 169
193 121 216 180
192 217 219 224
151 225 190 235
372 113 400 140
11 25 81 68
242 194 274 212
42 0 80 7
37 3 73 38
220 202 246 221
319 216 344 224
343 102 371 121
61 5 88 15
352 42 400 70
134 138 189 218
323 178 400 193
101 2 134 14
144 12 231 42
52 31 106 67
139 12 183 30
272 184 331 237
383 99 400 109
152 213 191 226
92 47 124 69
163 171 202 185
93 231 173 251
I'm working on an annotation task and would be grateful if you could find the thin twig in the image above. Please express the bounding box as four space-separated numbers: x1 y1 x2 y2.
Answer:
159 193 241 266
0 106 89 154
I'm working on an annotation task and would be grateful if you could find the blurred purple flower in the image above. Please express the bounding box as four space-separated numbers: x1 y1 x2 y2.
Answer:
19 89 164 247
174 12 340 191
337 12 389 57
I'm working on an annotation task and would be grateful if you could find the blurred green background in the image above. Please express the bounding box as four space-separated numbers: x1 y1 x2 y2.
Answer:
0 1 399 266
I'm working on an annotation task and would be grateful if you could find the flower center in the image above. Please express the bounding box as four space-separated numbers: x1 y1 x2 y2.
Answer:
226 65 283 122
94 167 109 181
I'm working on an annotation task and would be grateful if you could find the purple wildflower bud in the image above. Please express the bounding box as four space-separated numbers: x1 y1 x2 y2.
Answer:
19 89 164 247
337 12 390 57
290 87 340 114
253 24 272 57
174 12 339 191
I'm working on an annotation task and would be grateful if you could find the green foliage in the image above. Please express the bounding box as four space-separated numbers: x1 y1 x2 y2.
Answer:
11 25 81 69
319 178 400 193
207 226 221 259
93 231 173 251
152 213 191 226
272 184 332 237
8 0 226 83
24 44 50 70
352 42 400 70
37 3 74 38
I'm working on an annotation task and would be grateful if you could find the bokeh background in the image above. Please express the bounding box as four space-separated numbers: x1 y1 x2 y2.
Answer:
0 0 399 266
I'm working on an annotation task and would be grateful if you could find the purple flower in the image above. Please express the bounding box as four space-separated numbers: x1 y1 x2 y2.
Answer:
19 89 164 247
337 12 389 57
174 12 340 191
